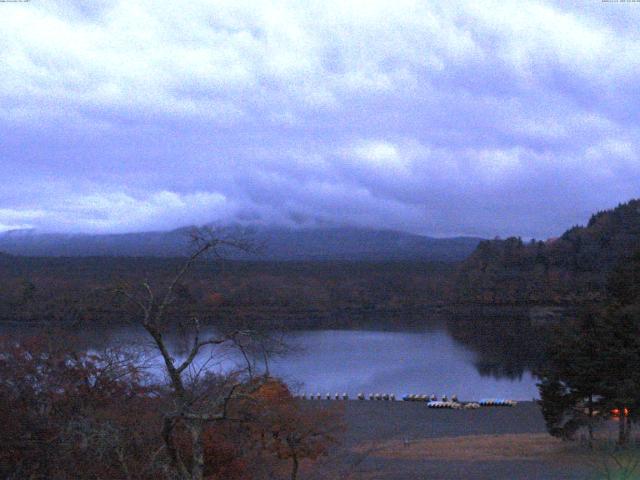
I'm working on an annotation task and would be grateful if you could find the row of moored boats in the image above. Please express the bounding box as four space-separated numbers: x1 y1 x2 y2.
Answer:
295 392 517 408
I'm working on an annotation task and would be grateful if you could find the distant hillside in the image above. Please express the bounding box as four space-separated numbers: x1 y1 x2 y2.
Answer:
0 255 457 327
0 226 482 262
454 199 640 305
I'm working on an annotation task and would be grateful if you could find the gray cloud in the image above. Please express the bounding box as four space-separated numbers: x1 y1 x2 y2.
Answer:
1 0 639 238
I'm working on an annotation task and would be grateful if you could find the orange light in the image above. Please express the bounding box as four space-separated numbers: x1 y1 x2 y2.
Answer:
611 408 630 417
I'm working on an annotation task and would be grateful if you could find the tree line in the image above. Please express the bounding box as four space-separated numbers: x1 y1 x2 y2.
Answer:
0 255 454 328
454 199 640 306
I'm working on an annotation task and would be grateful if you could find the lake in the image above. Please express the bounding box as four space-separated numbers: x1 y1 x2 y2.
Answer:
6 321 539 401
268 329 539 401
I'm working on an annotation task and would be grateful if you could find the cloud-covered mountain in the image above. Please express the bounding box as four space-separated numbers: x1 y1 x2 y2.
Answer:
0 226 482 261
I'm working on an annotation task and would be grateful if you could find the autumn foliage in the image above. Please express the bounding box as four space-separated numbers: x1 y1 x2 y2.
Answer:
0 334 162 479
0 334 342 479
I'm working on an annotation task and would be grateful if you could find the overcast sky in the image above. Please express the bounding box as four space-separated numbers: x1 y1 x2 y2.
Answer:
1 0 639 238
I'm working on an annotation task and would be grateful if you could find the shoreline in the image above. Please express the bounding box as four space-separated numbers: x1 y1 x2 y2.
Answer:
317 400 597 479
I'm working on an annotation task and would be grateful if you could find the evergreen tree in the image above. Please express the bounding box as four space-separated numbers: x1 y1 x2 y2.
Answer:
538 250 640 445
593 305 640 444
536 313 603 444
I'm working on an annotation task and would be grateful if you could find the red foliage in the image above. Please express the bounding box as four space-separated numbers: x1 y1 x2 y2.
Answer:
246 379 344 477
0 334 162 479
0 335 343 480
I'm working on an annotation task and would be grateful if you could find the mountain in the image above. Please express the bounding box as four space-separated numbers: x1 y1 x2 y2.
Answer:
454 199 640 305
0 226 483 262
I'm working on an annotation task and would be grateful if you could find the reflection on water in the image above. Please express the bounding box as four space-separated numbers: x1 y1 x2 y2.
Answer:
268 329 539 400
445 312 549 382
1 318 542 401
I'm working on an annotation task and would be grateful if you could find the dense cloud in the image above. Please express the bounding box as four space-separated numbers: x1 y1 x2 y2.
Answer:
1 0 639 238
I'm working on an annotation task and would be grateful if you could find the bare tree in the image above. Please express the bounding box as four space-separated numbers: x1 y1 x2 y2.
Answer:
116 227 269 480
226 325 293 379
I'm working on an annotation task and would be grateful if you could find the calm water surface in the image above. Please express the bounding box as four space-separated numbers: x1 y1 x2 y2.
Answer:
2 323 540 400
81 324 539 401
268 329 538 401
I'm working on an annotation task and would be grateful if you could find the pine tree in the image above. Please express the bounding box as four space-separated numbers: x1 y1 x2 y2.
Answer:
537 314 603 444
538 250 640 445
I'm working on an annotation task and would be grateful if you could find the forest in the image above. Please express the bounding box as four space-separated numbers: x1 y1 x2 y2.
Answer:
453 199 640 306
0 255 455 328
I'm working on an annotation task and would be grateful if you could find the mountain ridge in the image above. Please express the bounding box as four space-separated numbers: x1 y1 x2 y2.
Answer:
0 225 483 262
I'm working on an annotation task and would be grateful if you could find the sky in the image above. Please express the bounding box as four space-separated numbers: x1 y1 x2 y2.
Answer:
1 0 639 239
